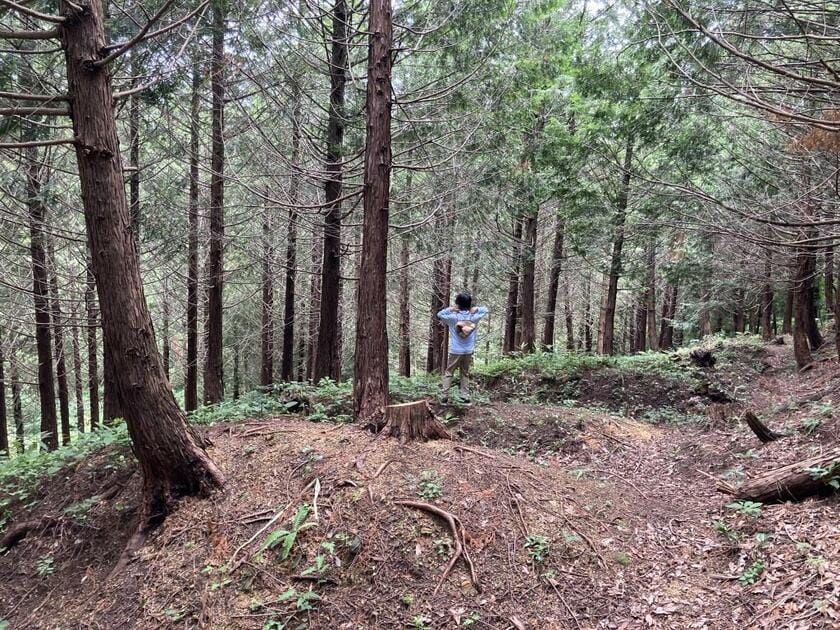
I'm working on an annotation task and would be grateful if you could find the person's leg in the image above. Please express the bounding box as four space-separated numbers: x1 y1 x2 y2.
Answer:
442 353 458 399
459 354 473 400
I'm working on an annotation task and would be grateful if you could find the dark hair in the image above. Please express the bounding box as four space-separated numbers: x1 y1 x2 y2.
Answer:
455 292 472 310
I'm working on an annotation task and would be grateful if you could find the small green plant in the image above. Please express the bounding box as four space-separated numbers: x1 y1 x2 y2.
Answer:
278 587 321 611
410 615 431 629
262 620 284 630
612 551 631 567
35 555 55 577
712 519 740 543
63 495 100 523
739 560 765 585
800 417 822 435
462 612 480 626
260 504 315 561
164 608 185 622
433 537 453 556
726 500 763 517
400 593 415 607
417 471 443 500
803 461 840 489
524 535 550 562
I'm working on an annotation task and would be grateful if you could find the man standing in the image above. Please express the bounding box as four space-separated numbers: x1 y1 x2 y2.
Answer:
436 292 489 402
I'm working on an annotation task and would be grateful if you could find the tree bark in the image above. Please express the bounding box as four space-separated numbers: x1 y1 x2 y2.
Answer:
520 205 538 354
760 252 773 341
47 236 71 445
103 343 122 423
281 83 302 382
658 283 678 350
0 331 8 455
383 401 451 444
128 52 140 241
354 0 392 427
314 0 348 384
10 350 24 451
85 258 99 428
503 216 523 354
803 244 823 350
185 61 201 412
161 280 170 380
204 0 226 404
742 410 784 443
261 213 274 387
792 248 813 369
724 447 840 503
398 233 411 377
633 298 646 352
825 244 834 311
25 142 57 450
597 138 633 356
426 212 449 373
782 285 793 334
60 0 223 519
645 237 658 350
583 273 593 352
70 297 85 433
563 273 574 350
307 223 322 380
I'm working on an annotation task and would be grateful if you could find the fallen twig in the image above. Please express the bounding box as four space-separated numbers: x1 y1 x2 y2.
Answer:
394 499 481 595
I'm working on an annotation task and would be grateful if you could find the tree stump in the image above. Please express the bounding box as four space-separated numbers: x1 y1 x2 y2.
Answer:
689 349 716 368
742 410 785 443
382 401 452 444
721 447 840 503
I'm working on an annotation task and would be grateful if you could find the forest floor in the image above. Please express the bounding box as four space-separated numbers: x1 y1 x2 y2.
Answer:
1 339 838 629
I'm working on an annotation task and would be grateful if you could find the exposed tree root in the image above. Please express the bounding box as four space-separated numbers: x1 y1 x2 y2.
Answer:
394 500 481 595
0 516 61 553
742 410 785 443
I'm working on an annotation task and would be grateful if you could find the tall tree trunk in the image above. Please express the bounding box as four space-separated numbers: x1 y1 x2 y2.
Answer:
645 237 658 350
128 52 140 241
60 0 223 519
204 0 226 404
503 217 523 354
583 273 593 352
733 288 746 334
761 252 774 341
658 283 678 350
70 297 85 433
426 214 449 373
185 62 201 412
25 143 58 450
233 343 240 400
520 206 539 353
563 274 574 350
782 285 794 334
804 244 823 349
825 244 834 312
85 259 99 428
541 215 565 350
281 84 302 382
792 247 813 369
354 0 392 426
103 344 122 423
0 331 7 455
633 298 646 352
440 257 451 373
398 234 411 377
307 224 322 380
47 236 71 445
314 0 348 384
10 350 23 452
261 213 274 387
162 280 171 380
597 139 633 356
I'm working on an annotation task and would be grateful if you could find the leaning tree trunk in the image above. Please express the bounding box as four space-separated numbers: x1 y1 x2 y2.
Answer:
60 0 223 519
204 0 226 404
597 138 633 356
354 0 393 428
25 142 58 451
47 235 71 445
314 0 348 384
185 60 201 412
722 446 840 503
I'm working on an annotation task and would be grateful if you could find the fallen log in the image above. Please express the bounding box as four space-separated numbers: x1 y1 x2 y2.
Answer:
721 447 840 503
0 516 61 553
742 410 785 443
381 400 451 444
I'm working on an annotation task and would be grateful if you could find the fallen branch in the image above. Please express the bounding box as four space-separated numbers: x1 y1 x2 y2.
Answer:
742 410 785 443
394 500 481 594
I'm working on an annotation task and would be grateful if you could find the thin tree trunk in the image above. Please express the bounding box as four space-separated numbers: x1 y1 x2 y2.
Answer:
204 0 226 404
825 244 834 311
185 61 201 412
597 139 633 356
307 224 322 380
733 288 746 334
47 236 71 445
645 237 658 351
658 283 678 350
583 273 593 352
70 297 85 433
128 52 140 241
162 280 171 380
85 258 99 428
354 0 392 427
233 343 240 400
633 298 646 352
281 84 302 382
782 285 793 334
426 212 449 373
314 0 348 384
761 252 773 341
25 142 57 450
261 213 274 387
792 248 813 368
398 234 411 377
520 206 539 353
440 257 451 373
563 274 574 350
0 331 8 455
60 0 223 520
804 245 823 349
541 214 565 351
10 350 23 451
503 217 523 354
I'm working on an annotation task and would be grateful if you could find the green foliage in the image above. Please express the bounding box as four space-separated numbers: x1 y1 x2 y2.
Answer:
462 612 480 626
433 537 453 556
739 560 765 586
277 587 320 612
63 495 100 523
712 519 740 543
164 608 185 623
417 471 444 500
803 461 840 490
35 555 55 577
0 425 131 504
726 500 763 517
410 615 431 629
799 417 822 435
524 535 550 562
400 593 415 607
259 504 315 561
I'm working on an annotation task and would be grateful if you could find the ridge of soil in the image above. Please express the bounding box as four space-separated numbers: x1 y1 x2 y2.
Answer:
0 341 838 629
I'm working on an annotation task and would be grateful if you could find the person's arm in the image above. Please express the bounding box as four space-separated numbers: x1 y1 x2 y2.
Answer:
437 306 459 323
469 306 489 322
